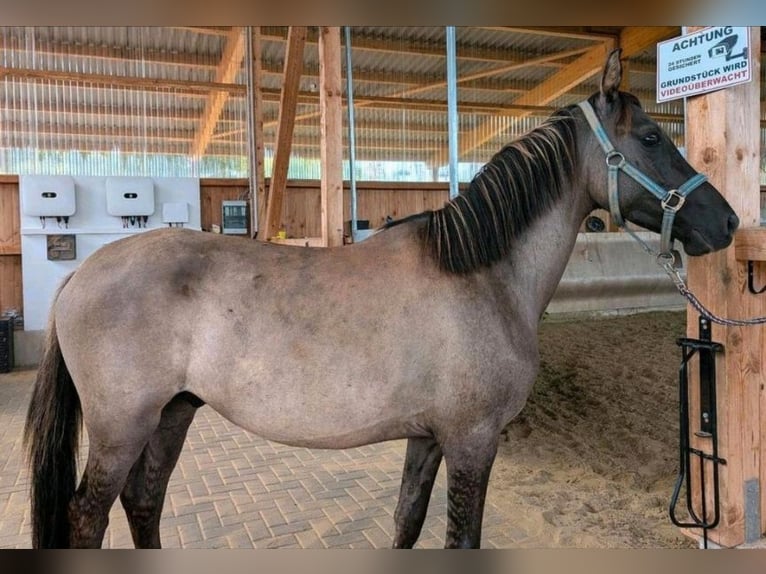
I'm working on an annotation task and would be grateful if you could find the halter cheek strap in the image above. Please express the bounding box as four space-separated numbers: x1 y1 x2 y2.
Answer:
577 100 708 257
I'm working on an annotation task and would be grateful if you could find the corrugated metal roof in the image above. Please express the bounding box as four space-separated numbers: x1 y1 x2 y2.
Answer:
1 25 759 180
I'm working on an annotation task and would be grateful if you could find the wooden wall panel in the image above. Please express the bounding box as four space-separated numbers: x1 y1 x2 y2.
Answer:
0 257 23 316
199 179 250 234
0 176 22 316
202 179 457 240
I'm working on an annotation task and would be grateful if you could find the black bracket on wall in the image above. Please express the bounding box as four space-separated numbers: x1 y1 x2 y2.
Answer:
669 316 727 549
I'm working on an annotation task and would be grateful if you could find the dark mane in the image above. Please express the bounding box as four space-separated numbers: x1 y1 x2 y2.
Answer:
424 109 577 273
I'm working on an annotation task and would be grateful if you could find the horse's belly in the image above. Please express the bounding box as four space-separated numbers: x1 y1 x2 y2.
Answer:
191 366 433 450
206 399 431 449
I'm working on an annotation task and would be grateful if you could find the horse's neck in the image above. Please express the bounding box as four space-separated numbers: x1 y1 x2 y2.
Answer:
492 183 594 325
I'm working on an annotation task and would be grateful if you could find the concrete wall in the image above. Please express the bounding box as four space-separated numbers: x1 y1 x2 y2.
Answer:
546 231 685 316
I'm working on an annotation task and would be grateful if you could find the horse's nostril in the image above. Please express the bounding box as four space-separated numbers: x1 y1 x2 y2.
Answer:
728 213 740 234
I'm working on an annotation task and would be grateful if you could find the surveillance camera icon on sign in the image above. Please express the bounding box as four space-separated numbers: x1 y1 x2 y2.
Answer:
708 35 748 61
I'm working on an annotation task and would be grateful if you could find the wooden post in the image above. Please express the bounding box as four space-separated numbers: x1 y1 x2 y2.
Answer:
264 26 307 240
250 27 267 240
318 26 344 248
684 26 762 547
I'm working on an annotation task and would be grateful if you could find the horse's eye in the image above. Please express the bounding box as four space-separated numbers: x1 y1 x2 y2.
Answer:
642 132 661 147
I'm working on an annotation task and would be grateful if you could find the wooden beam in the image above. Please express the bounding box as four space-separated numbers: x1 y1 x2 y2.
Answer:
266 46 593 132
0 67 244 96
260 26 592 65
0 36 219 68
683 26 762 548
440 27 674 164
477 26 619 42
268 237 325 247
318 26 344 248
438 40 614 164
190 27 246 157
619 26 679 57
170 26 232 36
735 228 766 262
264 26 307 241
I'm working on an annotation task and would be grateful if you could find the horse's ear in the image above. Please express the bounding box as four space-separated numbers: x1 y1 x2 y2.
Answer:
600 48 623 103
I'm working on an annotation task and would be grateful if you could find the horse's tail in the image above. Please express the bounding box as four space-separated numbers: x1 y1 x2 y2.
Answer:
23 273 81 548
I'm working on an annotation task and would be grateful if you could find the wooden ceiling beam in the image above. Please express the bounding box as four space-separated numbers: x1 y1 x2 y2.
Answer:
262 46 593 130
3 122 196 142
442 27 679 164
476 26 619 42
0 66 245 95
170 26 232 36
259 26 600 64
440 40 615 164
190 26 246 157
619 26 679 57
0 37 219 68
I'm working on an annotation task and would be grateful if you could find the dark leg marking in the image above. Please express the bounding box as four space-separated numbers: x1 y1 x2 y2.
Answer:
392 437 443 548
68 439 148 548
443 434 499 549
120 395 198 548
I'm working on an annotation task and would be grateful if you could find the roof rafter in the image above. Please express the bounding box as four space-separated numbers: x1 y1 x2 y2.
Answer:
437 26 679 164
434 40 614 165
190 26 246 157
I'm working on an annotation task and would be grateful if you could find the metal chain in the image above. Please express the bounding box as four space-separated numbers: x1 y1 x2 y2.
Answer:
657 255 766 327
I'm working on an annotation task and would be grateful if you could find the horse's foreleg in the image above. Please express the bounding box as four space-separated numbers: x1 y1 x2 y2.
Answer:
392 437 443 548
442 430 499 549
120 394 198 548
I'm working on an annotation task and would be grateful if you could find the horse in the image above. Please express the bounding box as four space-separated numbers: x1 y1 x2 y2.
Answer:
23 49 739 549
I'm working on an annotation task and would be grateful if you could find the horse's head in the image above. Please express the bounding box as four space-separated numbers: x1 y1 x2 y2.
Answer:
578 49 739 256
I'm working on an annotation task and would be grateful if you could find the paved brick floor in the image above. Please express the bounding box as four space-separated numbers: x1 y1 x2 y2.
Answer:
0 369 513 549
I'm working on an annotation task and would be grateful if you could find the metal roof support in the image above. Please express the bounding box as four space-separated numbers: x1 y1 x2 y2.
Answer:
344 26 360 241
446 26 459 199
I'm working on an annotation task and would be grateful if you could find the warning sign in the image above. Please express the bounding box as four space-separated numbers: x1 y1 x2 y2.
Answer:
656 26 751 103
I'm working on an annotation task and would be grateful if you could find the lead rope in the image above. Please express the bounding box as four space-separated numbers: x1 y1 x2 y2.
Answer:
650 246 766 327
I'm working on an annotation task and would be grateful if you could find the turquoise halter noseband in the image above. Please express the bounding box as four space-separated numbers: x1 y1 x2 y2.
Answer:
577 100 708 257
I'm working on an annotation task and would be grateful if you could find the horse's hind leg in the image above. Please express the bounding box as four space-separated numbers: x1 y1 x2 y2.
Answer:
68 438 151 548
442 429 499 549
392 437 443 548
120 394 199 548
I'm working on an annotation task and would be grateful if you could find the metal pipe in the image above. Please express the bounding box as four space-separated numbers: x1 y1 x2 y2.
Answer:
446 26 459 199
344 26 359 237
245 26 259 235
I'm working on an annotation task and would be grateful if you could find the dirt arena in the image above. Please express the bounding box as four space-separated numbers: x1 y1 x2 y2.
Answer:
491 309 694 548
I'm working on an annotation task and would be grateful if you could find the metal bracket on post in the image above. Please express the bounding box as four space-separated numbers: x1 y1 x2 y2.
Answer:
747 261 766 295
670 316 727 549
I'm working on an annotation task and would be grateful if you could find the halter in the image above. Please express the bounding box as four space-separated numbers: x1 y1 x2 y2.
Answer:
577 100 708 258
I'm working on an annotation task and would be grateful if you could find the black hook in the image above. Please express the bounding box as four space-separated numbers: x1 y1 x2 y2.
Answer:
747 261 766 295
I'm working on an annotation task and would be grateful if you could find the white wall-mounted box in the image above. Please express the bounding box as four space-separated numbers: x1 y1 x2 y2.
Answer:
21 175 76 217
106 177 155 216
162 202 189 224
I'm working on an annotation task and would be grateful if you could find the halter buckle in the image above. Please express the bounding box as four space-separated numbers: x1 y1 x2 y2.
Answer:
605 151 625 169
661 189 686 213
